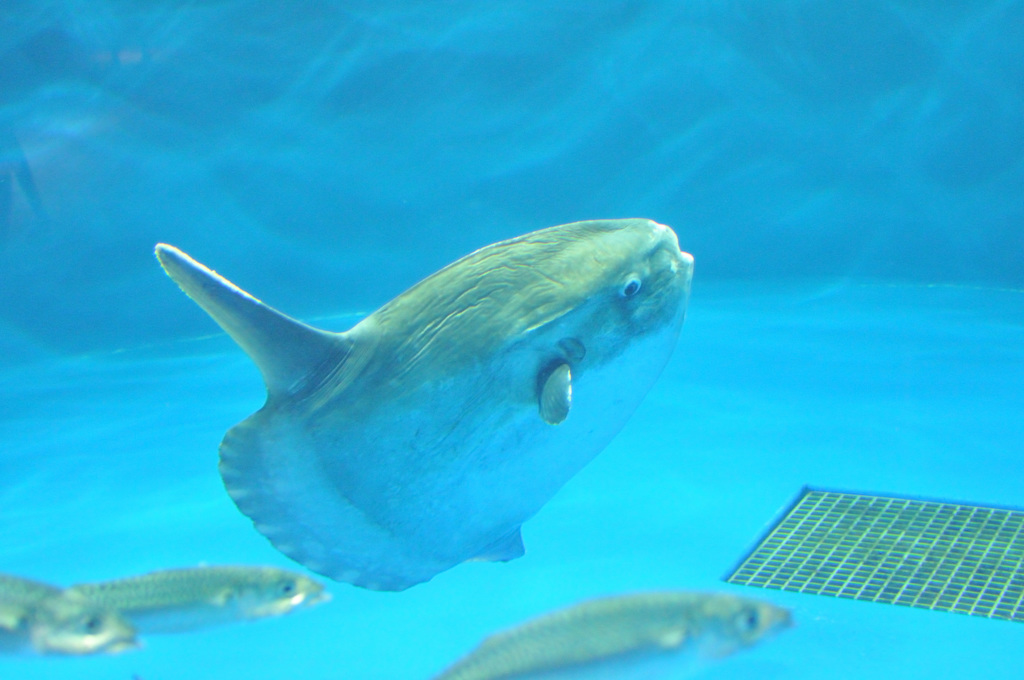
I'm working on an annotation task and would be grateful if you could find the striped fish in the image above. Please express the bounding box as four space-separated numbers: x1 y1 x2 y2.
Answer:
0 573 137 655
432 591 791 679
67 565 329 634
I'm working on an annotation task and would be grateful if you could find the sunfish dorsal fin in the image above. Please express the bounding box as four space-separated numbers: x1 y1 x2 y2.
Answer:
155 244 348 396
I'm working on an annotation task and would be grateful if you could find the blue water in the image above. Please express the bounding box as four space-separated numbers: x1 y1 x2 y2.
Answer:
1 2 1022 679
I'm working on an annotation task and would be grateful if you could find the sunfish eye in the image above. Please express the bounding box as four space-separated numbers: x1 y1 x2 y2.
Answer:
620 277 642 298
279 580 296 596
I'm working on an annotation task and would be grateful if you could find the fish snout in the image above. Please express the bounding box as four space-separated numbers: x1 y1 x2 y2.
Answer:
649 221 694 282
675 250 695 281
756 603 794 641
298 588 332 607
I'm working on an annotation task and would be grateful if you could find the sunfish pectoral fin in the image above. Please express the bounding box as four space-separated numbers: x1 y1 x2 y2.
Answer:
468 528 525 563
538 363 572 425
155 244 351 396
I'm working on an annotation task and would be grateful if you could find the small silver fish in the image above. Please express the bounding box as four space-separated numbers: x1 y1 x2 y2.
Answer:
66 565 329 634
432 591 792 680
0 573 137 655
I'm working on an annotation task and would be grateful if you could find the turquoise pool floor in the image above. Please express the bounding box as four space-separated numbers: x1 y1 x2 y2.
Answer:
1 280 1021 679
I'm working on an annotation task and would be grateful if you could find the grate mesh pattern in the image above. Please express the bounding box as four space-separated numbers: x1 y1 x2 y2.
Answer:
726 488 1024 622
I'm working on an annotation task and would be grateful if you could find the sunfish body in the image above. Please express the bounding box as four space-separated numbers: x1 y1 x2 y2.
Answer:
432 592 792 680
66 566 329 634
0 573 137 655
156 218 694 590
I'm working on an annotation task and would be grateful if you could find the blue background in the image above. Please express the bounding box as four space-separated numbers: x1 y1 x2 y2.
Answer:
0 2 1022 679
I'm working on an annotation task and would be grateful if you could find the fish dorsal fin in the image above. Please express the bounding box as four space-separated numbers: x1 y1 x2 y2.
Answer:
155 244 349 396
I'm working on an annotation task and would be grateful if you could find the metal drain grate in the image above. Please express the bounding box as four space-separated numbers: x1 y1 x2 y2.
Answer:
725 487 1024 622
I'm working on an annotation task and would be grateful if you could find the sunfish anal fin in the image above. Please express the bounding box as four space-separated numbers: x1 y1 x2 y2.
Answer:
155 244 350 396
538 363 572 425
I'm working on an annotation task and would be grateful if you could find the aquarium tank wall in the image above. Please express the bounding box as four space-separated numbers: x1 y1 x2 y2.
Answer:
0 2 1021 680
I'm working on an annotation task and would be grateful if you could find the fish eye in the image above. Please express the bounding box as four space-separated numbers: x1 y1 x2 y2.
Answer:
620 277 642 298
735 607 760 634
280 580 296 596
83 615 103 634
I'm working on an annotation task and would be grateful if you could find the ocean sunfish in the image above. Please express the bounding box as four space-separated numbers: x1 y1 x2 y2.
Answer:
0 573 137 655
156 218 694 590
66 566 329 635
431 591 792 680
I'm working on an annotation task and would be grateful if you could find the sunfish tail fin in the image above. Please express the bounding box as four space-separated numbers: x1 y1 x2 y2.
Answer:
155 244 347 396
